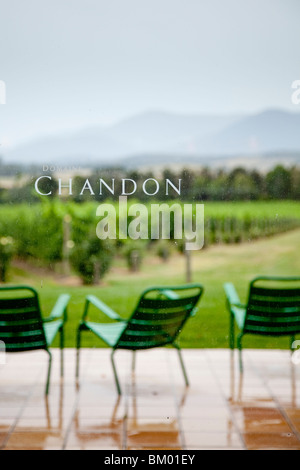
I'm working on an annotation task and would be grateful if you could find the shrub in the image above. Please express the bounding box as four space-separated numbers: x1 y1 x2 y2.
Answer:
0 237 15 282
156 240 171 262
122 241 146 272
70 236 114 285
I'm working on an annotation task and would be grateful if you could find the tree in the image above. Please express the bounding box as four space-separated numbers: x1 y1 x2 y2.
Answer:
227 168 258 200
291 166 300 200
266 166 292 199
179 168 195 200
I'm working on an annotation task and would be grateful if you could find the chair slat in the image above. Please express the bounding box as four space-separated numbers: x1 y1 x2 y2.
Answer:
0 296 37 308
244 281 300 336
0 319 43 328
5 341 47 352
0 313 43 324
244 324 300 335
0 328 45 338
249 298 300 309
248 307 300 316
131 309 188 323
4 334 46 346
0 292 46 350
250 286 300 298
118 335 173 349
127 323 184 333
117 290 201 349
247 313 300 323
138 296 196 310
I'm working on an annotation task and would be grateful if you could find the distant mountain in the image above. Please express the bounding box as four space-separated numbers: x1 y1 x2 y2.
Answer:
105 111 240 154
2 111 241 164
2 109 300 166
189 109 300 155
3 127 135 164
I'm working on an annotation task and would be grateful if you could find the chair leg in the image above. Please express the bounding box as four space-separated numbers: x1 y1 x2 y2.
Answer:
60 326 64 378
237 334 243 373
290 336 295 355
111 350 122 395
132 351 136 373
76 327 82 379
174 344 189 387
230 312 235 350
46 350 52 396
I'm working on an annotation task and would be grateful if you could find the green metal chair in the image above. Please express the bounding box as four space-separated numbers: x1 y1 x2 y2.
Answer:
224 277 300 372
76 284 204 394
0 286 70 394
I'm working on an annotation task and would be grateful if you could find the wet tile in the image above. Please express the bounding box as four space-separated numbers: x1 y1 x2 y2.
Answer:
3 446 61 450
284 409 300 420
0 407 22 418
184 432 243 449
71 416 123 430
65 445 122 450
0 418 14 432
243 432 300 450
1 348 300 450
180 405 229 419
21 406 74 420
66 431 123 450
230 398 277 409
232 407 292 434
187 447 243 450
181 417 235 433
0 432 9 447
287 421 300 433
74 406 126 419
126 417 182 448
127 446 183 450
127 417 179 430
4 431 65 450
126 406 177 419
14 417 69 432
127 433 182 449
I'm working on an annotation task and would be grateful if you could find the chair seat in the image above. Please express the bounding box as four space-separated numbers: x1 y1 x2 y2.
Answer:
44 320 63 346
84 321 127 347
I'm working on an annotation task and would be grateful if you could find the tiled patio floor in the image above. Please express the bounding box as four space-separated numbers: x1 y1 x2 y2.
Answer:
1 348 300 450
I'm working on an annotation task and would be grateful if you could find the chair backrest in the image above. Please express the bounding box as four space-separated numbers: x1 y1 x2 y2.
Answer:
0 286 47 352
244 277 300 336
116 284 203 350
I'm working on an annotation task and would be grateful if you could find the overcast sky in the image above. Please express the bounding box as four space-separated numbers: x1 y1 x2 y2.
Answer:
0 0 300 149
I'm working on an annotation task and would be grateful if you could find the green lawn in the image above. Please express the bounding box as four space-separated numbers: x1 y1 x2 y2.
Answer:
6 227 300 350
203 200 300 218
